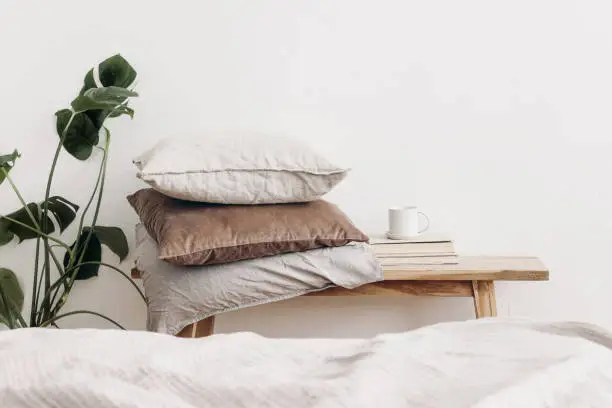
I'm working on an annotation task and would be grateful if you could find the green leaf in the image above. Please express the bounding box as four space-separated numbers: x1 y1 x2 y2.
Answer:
78 69 107 130
63 232 102 280
92 86 138 99
80 69 97 96
46 196 80 233
79 54 137 95
3 203 54 242
108 102 134 119
78 54 137 128
55 109 99 161
1 196 79 243
85 110 107 129
117 105 134 119
87 226 129 262
0 268 24 326
98 54 137 89
71 86 138 115
0 150 20 167
0 219 14 246
62 225 129 280
0 150 20 186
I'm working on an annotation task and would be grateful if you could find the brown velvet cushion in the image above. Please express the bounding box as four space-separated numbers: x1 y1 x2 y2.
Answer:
127 189 369 266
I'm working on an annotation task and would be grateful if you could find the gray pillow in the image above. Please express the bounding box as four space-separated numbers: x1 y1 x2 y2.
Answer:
134 225 383 335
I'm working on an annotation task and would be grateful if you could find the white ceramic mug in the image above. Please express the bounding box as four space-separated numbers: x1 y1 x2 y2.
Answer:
387 206 430 239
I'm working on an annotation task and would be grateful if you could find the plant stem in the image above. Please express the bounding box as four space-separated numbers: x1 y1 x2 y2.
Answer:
40 112 76 322
37 272 71 321
0 170 70 326
69 133 107 270
0 168 42 327
69 262 147 304
74 131 108 268
47 258 148 317
12 307 27 328
1 170 38 226
35 246 67 323
42 254 50 321
51 129 110 317
0 285 15 329
42 112 77 228
39 243 70 303
40 310 125 330
39 140 108 326
0 172 66 273
0 216 72 253
50 130 108 319
0 214 71 325
31 238 41 326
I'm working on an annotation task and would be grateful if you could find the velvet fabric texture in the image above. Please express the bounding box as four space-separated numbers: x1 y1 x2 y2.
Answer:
127 189 369 266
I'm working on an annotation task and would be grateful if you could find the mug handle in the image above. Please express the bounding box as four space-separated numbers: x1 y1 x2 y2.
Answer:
418 212 430 233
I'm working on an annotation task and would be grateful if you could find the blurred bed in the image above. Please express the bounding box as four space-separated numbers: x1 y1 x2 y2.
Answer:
1 318 611 407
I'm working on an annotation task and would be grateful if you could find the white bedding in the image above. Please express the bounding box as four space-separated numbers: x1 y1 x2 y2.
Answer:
1 319 612 407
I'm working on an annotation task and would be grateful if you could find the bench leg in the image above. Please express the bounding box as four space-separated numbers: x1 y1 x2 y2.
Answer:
472 280 497 318
176 316 216 338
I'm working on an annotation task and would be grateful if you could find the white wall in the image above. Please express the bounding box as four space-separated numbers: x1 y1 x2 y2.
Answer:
1 0 611 337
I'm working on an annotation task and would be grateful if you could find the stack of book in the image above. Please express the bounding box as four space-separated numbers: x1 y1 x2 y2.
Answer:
369 233 458 268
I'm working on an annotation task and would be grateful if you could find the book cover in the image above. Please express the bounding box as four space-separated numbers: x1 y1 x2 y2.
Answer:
368 233 452 245
371 241 456 256
377 255 459 266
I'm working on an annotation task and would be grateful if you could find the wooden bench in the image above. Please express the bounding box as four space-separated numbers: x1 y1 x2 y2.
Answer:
132 256 549 338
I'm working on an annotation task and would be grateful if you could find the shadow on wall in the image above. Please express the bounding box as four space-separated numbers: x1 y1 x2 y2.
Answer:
216 296 475 338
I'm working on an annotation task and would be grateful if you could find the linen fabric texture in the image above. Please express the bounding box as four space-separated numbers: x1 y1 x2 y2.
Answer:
4 320 612 407
134 225 383 335
133 135 349 204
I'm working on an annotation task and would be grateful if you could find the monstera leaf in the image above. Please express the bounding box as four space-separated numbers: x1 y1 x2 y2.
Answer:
89 226 129 261
46 196 80 232
55 110 99 160
56 87 137 161
0 150 20 186
79 54 137 137
0 220 12 246
0 196 79 246
0 268 23 328
2 203 53 243
71 87 138 117
63 226 129 280
57 54 138 161
80 54 137 94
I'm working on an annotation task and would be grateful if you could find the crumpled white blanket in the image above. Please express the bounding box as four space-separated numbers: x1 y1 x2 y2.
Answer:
1 319 612 408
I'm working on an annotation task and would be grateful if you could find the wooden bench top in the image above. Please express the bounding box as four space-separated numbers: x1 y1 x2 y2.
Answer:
382 256 548 281
304 256 547 298
131 256 548 281
176 255 549 337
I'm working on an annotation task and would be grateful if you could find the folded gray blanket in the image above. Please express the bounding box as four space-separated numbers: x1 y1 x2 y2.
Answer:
134 224 383 335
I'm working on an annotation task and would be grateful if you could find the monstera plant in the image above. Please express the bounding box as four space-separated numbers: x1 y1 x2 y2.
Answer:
0 54 145 329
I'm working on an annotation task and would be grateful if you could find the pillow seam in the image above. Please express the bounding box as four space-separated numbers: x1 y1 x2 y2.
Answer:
138 168 350 177
159 236 368 261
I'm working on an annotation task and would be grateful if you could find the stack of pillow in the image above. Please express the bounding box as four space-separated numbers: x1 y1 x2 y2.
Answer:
128 134 382 335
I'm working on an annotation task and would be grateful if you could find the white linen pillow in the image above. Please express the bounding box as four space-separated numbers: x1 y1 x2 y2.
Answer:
133 134 349 204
